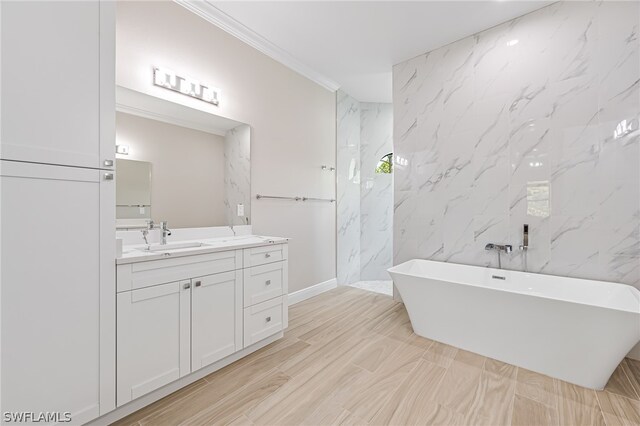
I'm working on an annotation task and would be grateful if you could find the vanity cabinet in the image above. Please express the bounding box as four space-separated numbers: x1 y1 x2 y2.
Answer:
0 1 115 169
116 243 287 407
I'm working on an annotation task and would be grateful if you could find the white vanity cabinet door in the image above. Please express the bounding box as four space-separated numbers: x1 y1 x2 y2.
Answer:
191 270 243 370
0 161 108 424
0 1 115 169
117 281 191 407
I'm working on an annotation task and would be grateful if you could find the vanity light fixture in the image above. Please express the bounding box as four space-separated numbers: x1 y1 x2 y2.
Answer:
614 118 637 139
395 155 408 166
153 66 220 106
116 144 130 155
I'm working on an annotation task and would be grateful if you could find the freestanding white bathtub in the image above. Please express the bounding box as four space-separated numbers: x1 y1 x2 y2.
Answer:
388 259 640 390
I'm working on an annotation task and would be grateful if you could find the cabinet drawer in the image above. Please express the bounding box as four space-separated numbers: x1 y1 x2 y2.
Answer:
244 297 284 347
243 244 286 268
117 250 242 292
244 262 284 307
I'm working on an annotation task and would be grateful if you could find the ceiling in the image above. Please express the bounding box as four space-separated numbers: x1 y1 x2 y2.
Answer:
191 1 553 103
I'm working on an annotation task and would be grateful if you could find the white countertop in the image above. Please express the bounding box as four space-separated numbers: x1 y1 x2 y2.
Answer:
116 235 289 265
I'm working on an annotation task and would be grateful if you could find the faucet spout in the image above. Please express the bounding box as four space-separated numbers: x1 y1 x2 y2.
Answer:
484 243 513 269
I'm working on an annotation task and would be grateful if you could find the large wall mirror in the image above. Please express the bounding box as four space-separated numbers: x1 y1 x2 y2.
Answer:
115 87 250 229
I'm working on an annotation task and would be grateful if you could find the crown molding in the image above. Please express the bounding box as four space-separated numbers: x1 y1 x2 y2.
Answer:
175 0 341 93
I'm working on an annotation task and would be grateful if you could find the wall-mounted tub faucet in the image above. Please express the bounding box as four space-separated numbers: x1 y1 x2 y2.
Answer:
485 243 513 269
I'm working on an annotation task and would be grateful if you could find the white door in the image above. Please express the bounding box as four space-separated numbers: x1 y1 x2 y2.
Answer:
191 270 243 370
0 1 115 169
116 281 191 407
0 161 109 424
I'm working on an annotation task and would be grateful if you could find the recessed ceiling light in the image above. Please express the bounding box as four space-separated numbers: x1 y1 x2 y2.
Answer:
507 39 519 47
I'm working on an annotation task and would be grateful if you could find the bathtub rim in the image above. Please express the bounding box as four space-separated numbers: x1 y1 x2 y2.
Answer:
388 259 640 315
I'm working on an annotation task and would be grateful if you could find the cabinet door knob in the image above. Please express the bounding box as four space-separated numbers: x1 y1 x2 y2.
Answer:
195 281 202 287
103 159 114 167
183 283 191 290
103 172 114 181
265 280 271 286
265 316 271 322
265 253 271 258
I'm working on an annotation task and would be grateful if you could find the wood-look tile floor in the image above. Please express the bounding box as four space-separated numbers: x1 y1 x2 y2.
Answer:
115 286 640 426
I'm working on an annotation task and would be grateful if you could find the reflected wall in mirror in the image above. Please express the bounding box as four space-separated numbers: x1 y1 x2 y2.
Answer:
116 158 152 223
115 87 250 230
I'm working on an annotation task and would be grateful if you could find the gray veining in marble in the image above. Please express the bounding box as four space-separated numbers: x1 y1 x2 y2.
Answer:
337 90 362 284
360 103 394 280
224 125 251 226
393 0 640 289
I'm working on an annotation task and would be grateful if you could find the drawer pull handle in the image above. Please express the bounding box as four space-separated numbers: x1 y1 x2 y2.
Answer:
265 253 271 258
183 283 191 290
266 316 271 322
265 280 271 286
195 281 202 287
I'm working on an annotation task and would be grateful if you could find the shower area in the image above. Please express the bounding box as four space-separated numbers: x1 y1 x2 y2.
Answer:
336 90 394 296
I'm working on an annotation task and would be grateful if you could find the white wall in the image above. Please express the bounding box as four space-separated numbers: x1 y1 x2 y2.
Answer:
116 1 336 292
116 112 227 228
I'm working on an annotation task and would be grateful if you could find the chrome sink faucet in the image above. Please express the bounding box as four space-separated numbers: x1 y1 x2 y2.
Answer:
141 220 156 245
160 221 172 245
485 243 513 269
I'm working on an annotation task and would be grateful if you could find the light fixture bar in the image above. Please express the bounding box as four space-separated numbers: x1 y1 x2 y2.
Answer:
153 66 220 106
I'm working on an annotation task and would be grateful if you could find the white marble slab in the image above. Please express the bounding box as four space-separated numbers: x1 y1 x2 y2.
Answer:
117 235 289 265
360 103 394 280
337 90 362 284
224 125 251 226
392 0 640 288
347 280 393 296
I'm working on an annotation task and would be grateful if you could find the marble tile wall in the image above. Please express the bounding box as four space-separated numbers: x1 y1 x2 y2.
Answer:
337 90 362 284
224 124 251 226
360 103 394 280
392 0 640 288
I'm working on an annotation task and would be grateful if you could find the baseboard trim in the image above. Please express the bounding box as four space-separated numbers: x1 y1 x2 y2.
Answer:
628 342 640 361
289 278 337 305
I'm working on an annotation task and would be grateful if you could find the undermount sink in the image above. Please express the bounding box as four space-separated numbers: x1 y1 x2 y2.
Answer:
142 242 210 252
